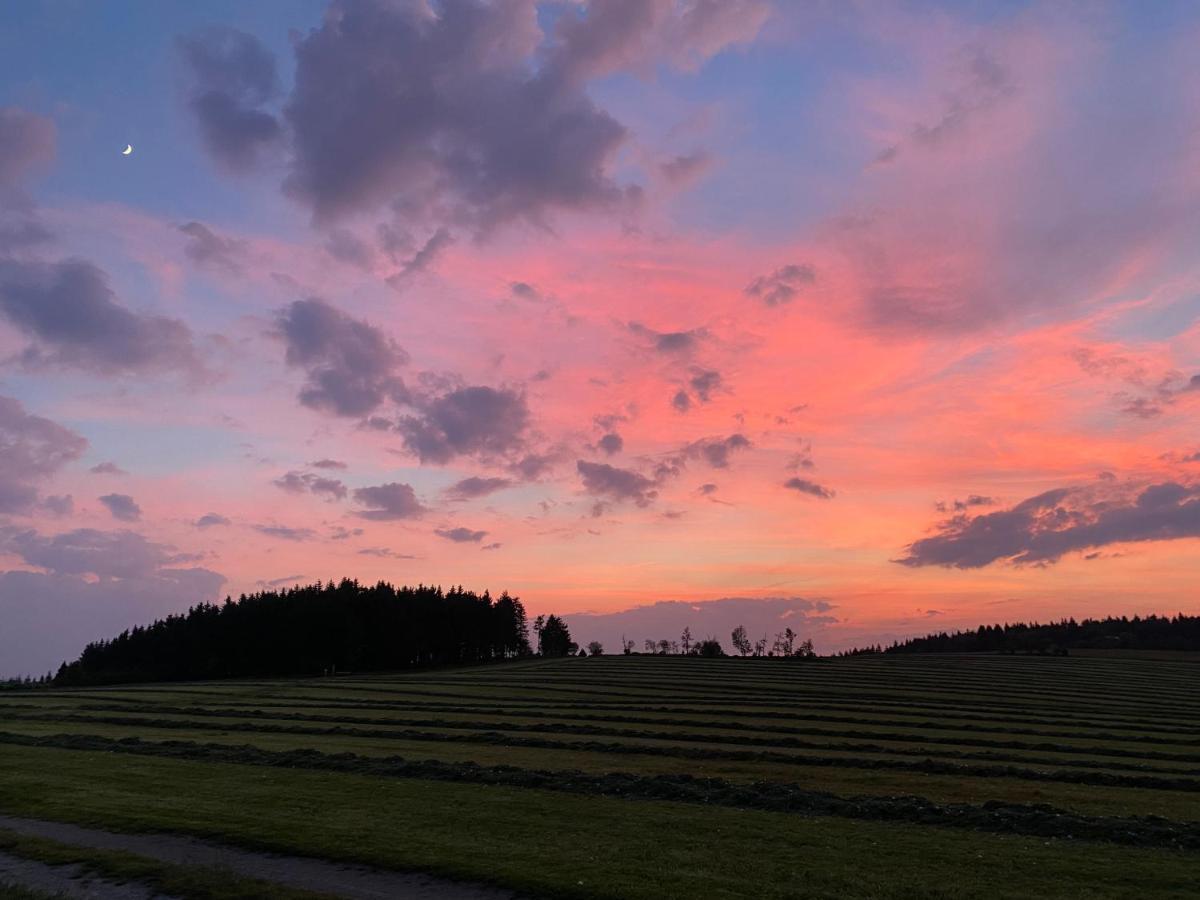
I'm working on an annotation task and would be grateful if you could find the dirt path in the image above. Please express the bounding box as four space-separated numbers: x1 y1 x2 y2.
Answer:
0 815 520 900
0 849 174 899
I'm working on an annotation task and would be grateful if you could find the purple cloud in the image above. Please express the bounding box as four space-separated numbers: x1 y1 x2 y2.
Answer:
273 470 348 501
179 222 245 273
898 481 1200 568
784 477 834 499
309 458 347 470
276 298 408 417
177 27 282 172
353 482 425 521
0 107 55 188
0 395 87 514
98 493 142 522
686 434 751 469
252 523 317 541
282 0 626 229
745 263 816 306
577 459 658 507
0 259 202 376
597 432 624 456
445 476 514 500
435 526 488 543
396 385 529 464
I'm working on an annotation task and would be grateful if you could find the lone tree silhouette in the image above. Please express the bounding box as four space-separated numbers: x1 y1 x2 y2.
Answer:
537 614 577 657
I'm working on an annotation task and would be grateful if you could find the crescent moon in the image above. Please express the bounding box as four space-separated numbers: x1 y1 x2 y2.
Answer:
122 144 133 156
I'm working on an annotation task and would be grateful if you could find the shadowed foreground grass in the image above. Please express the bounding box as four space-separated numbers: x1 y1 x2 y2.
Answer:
0 828 338 900
0 744 1195 900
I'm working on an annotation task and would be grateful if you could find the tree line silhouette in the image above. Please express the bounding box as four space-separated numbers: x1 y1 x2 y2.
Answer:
8 599 1196 690
838 614 1200 656
52 580 567 686
615 625 817 659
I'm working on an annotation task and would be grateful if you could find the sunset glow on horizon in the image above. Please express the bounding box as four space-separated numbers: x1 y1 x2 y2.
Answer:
2 0 1199 675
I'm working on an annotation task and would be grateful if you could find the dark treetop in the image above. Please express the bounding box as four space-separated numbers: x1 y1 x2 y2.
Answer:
839 614 1200 656
54 579 532 686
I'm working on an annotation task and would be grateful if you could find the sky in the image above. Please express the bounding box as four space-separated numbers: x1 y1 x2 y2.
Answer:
1 0 1199 676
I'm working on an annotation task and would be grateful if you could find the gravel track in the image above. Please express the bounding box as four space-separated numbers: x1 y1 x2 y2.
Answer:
0 816 518 900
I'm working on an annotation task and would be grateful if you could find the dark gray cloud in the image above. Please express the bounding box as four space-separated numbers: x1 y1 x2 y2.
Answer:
1118 395 1163 419
176 4 767 234
897 480 1200 569
89 462 126 476
0 106 55 188
0 259 202 376
276 298 408 417
0 395 87 514
628 321 707 354
935 494 996 513
388 228 454 284
358 547 418 559
597 432 624 456
698 482 718 495
280 0 633 229
660 151 711 185
98 493 141 522
0 528 223 678
510 281 540 301
912 48 1013 149
177 27 282 172
41 495 73 517
178 221 245 273
745 263 816 306
577 459 658 507
685 434 751 469
546 0 769 83
252 523 317 541
194 513 231 529
671 390 691 413
445 476 513 500
396 385 529 464
324 229 376 268
509 452 557 481
0 108 54 254
688 368 722 402
784 477 834 499
1 526 190 580
273 470 348 501
309 458 347 470
0 217 53 254
0 566 224 678
353 482 426 521
435 526 488 543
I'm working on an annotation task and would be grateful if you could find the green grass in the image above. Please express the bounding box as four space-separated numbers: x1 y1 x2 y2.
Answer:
4 720 1199 819
0 884 64 900
1 654 1198 898
0 743 1197 900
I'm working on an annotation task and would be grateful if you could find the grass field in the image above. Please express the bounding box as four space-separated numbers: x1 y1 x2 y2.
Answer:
0 653 1197 898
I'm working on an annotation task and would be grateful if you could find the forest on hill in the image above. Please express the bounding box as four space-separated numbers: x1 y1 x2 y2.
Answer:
841 614 1200 655
52 580 575 686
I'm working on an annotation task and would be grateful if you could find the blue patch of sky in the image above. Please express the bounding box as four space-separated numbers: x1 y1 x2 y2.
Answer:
0 1 323 229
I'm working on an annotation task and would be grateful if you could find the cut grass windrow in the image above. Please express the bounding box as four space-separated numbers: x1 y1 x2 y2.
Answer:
10 711 1200 784
3 731 1197 852
24 700 1200 758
